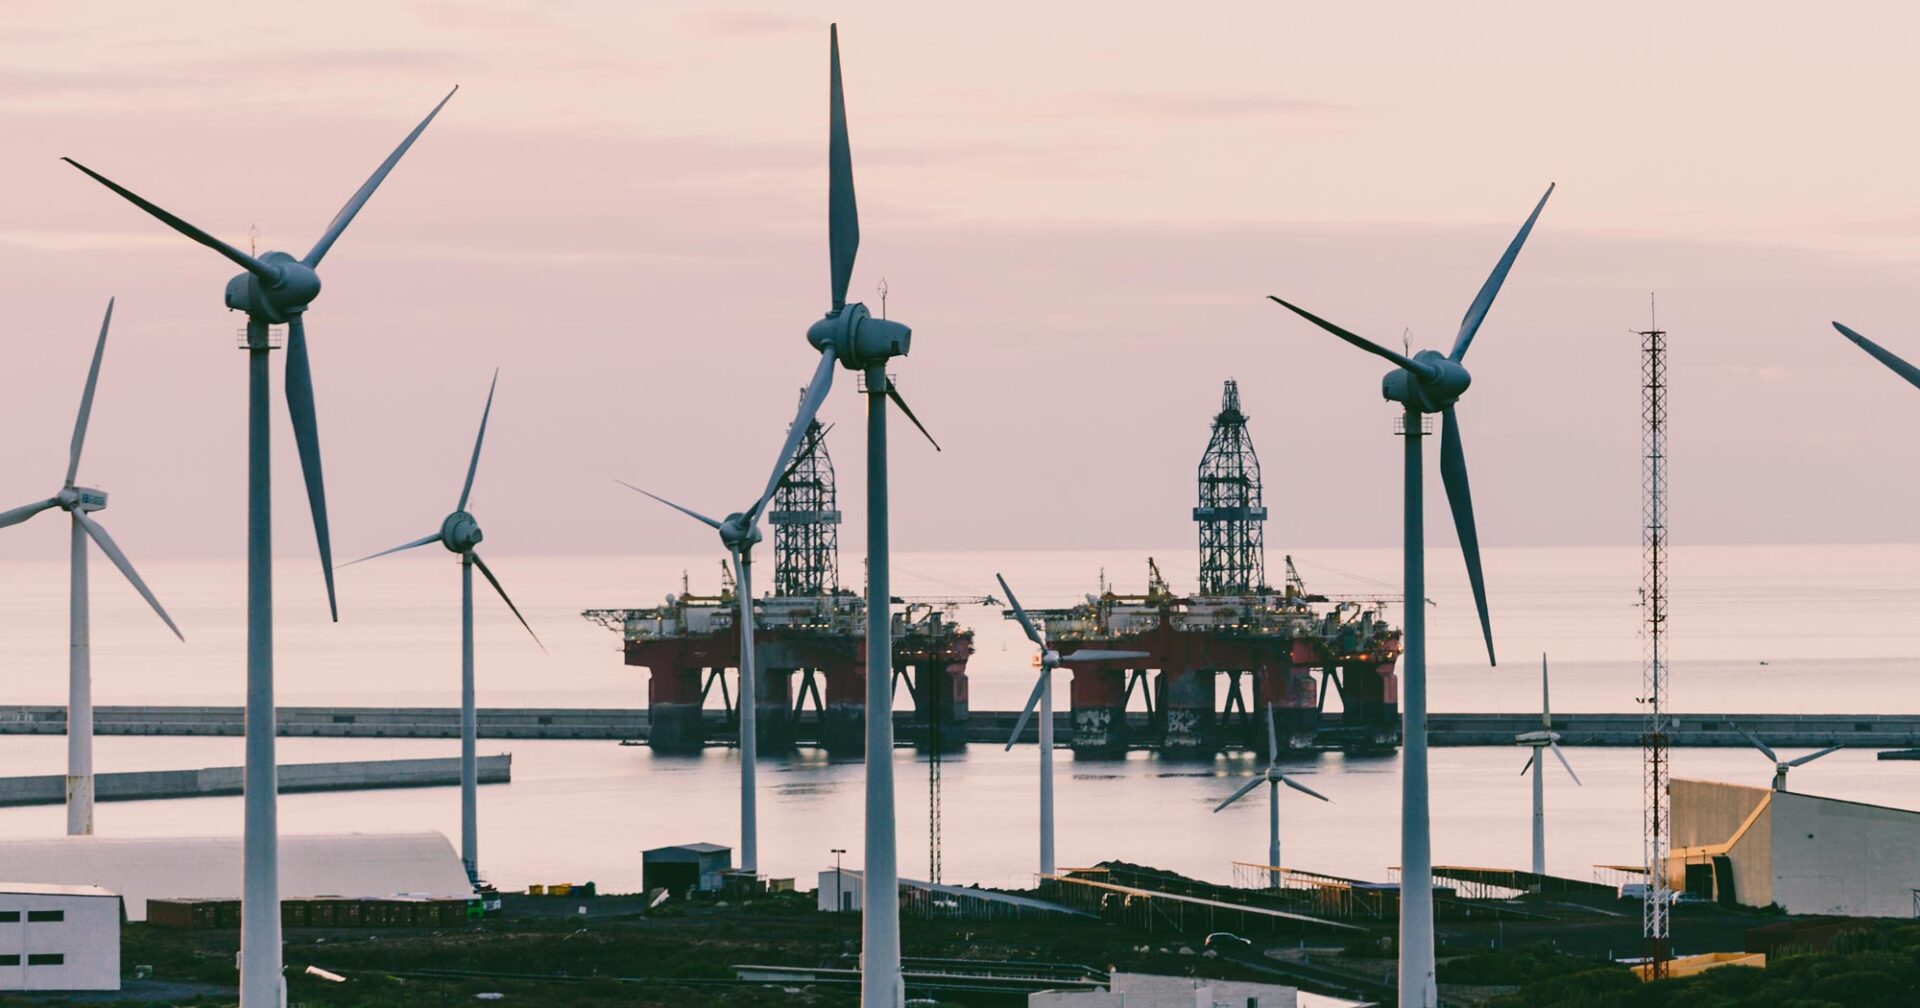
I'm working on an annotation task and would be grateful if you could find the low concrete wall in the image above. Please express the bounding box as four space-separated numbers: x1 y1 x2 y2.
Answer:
0 754 510 807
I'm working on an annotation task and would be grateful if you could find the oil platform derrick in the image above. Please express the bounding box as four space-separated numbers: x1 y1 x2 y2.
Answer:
1003 380 1405 760
581 401 978 758
1194 380 1268 596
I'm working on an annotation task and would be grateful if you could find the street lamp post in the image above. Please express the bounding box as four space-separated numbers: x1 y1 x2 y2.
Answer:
832 847 848 912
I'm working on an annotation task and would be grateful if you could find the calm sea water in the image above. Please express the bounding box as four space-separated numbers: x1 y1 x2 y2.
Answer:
0 544 1915 890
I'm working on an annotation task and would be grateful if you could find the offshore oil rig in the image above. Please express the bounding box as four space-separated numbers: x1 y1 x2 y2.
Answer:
1019 380 1404 757
583 409 986 756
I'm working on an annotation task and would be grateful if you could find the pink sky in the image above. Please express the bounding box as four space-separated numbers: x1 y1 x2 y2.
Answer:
1 2 1918 568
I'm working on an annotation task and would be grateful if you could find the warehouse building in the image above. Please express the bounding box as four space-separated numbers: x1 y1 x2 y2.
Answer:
0 833 473 922
1670 778 1920 916
642 842 732 896
0 883 122 992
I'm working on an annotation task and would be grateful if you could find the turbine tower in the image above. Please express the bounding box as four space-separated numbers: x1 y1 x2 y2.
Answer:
998 574 1146 877
64 90 456 1008
1515 654 1579 877
1212 705 1330 889
1268 183 1552 1007
1193 379 1267 595
763 26 941 1005
348 372 541 883
0 299 183 835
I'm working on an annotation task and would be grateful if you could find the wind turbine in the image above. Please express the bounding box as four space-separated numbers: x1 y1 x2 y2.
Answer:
1213 705 1330 890
615 421 832 878
1267 183 1552 1006
729 26 942 1006
64 88 456 1008
0 299 183 836
346 371 540 883
1515 654 1579 877
996 574 1147 877
1743 732 1840 792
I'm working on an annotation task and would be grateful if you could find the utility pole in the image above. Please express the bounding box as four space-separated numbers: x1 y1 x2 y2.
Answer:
1638 297 1672 977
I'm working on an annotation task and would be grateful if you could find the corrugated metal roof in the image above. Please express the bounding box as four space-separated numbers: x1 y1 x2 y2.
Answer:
643 842 731 856
0 833 474 921
0 882 119 898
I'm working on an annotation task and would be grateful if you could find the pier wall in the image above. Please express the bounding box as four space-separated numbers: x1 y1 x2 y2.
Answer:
0 754 511 807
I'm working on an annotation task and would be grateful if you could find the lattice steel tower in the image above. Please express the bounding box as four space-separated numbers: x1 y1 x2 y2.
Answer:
1639 300 1672 976
1193 380 1269 595
768 396 841 597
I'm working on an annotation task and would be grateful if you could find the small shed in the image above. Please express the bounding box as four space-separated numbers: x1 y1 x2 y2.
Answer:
0 882 123 992
643 843 732 895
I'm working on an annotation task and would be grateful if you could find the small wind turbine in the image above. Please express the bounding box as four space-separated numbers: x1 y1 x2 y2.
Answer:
1515 654 1579 877
1213 705 1330 890
0 299 183 836
616 420 831 878
1268 183 1552 1007
346 371 540 883
1743 732 1840 791
64 89 456 1008
996 574 1146 877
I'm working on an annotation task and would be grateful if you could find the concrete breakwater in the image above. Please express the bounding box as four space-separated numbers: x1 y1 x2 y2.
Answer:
1 705 1913 749
0 753 511 807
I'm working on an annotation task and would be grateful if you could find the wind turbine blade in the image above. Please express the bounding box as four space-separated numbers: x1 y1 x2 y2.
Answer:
886 383 942 452
750 349 838 520
828 24 859 311
304 86 459 268
1787 745 1843 767
0 498 60 530
66 298 113 488
1267 296 1435 378
614 480 723 530
1450 183 1554 362
1266 705 1280 762
1003 669 1050 751
1519 752 1535 775
1059 649 1149 663
284 318 337 622
1832 322 1920 391
472 552 545 653
1439 406 1494 666
341 532 443 568
1743 731 1778 763
1213 776 1264 813
1278 774 1331 802
61 159 277 283
458 369 498 511
1541 653 1551 729
995 573 1048 650
1548 742 1581 786
75 513 182 641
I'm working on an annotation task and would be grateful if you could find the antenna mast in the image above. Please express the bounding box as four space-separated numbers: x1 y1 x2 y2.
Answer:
1638 295 1671 976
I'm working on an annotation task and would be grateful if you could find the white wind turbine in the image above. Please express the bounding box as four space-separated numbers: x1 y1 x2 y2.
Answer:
1515 654 1579 877
345 371 541 883
1743 732 1840 792
0 299 183 836
997 574 1147 877
1213 705 1330 889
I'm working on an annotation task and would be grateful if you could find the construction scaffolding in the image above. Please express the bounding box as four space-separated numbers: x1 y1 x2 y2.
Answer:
1193 379 1268 595
1640 300 1673 976
767 404 840 598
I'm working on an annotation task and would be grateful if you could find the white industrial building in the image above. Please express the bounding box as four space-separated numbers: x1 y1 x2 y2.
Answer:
0 883 122 992
1671 778 1920 916
1031 971 1297 1008
0 833 474 922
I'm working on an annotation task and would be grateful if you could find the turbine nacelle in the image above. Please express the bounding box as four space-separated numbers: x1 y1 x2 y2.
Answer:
1382 351 1472 412
1514 729 1560 745
223 252 323 324
58 487 108 513
440 510 482 553
718 511 764 552
808 302 911 371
